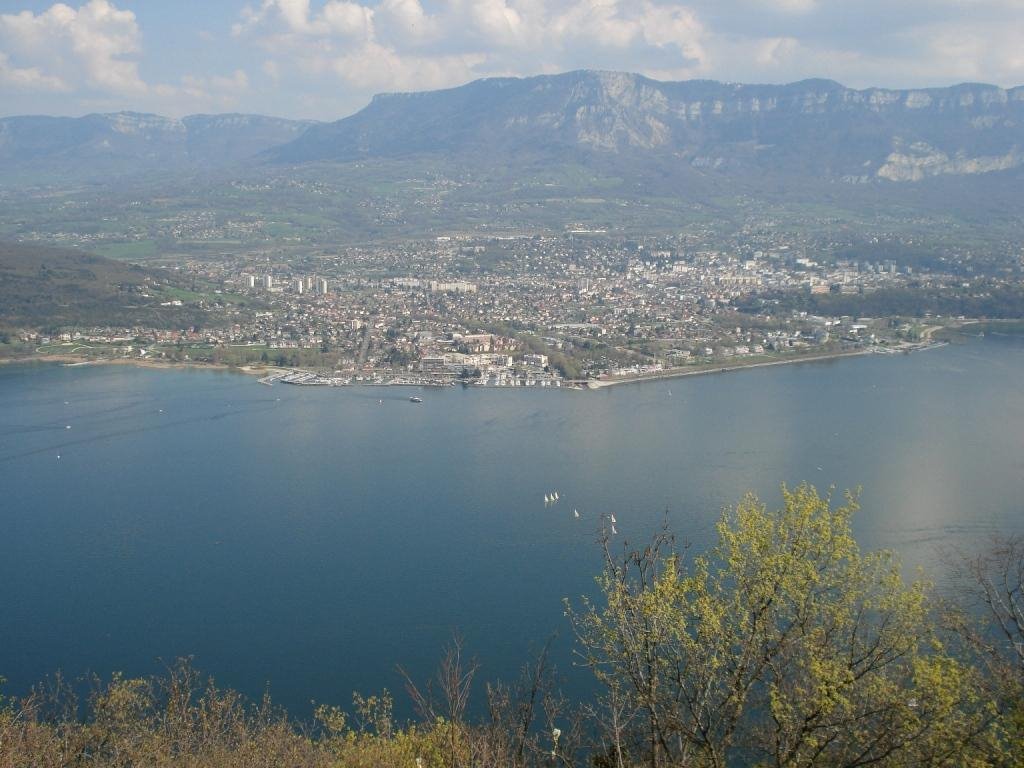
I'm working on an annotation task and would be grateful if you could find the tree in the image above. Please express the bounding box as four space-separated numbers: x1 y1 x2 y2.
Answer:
568 485 993 767
958 536 1024 679
949 535 1024 765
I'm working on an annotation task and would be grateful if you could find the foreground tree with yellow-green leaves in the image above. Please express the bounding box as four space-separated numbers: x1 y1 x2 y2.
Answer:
570 485 1021 767
2 484 1022 767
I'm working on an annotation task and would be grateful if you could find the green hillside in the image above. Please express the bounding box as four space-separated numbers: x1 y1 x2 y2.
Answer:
0 242 236 330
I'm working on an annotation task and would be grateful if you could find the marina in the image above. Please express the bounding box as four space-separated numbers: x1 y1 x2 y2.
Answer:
251 341 951 391
256 369 567 388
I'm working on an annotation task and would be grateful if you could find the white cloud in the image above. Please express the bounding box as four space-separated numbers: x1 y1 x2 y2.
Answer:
0 0 146 94
638 3 705 53
233 0 710 100
236 0 370 37
4 0 1023 120
331 40 484 91
215 69 251 92
374 0 440 45
763 0 818 13
917 20 1024 85
263 59 282 82
706 13 1024 89
0 51 69 91
0 1 257 115
321 1 375 37
463 0 527 46
265 0 315 33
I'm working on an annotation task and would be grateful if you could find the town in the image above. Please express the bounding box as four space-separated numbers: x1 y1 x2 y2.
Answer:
17 229 1016 388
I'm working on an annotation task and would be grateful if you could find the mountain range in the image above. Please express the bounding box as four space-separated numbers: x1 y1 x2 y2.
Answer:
272 71 1024 184
2 71 1022 187
0 112 314 181
2 70 1023 250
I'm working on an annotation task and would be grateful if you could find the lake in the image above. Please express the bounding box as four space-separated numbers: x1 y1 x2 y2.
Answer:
2 335 1023 716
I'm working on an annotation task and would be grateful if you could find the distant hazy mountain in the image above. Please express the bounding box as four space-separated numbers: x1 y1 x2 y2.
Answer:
4 72 1021 188
272 70 1024 184
0 112 315 181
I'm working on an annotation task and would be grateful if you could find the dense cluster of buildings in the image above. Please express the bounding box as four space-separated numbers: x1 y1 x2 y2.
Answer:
19 231 982 382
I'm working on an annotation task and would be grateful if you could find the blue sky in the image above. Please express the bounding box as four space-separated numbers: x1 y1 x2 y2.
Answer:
2 0 1022 120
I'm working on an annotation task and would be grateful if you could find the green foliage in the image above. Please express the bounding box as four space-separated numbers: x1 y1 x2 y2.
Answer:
569 485 1000 767
0 242 227 330
0 652 581 768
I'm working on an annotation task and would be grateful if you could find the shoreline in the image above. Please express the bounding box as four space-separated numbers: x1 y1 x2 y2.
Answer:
0 342 949 390
0 354 270 377
584 347 878 389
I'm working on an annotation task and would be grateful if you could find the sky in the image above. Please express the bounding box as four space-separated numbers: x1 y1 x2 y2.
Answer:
1 0 1022 120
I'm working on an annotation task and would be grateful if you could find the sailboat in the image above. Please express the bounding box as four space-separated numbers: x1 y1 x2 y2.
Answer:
573 509 579 519
553 491 559 501
611 524 618 535
544 494 550 504
610 514 617 524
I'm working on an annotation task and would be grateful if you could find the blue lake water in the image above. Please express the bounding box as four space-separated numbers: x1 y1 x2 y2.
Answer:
2 336 1023 716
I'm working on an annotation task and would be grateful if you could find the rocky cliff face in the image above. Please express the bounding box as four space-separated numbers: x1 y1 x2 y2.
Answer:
272 71 1024 183
1 71 1020 188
